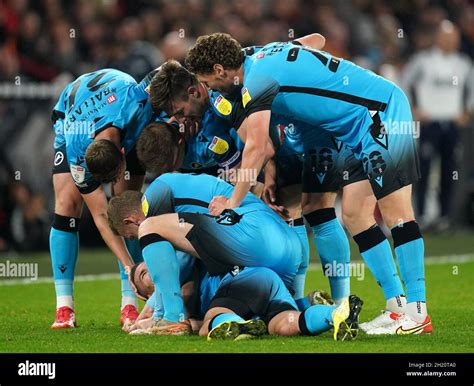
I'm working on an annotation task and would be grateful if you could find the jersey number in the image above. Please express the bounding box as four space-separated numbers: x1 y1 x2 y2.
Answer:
286 47 340 72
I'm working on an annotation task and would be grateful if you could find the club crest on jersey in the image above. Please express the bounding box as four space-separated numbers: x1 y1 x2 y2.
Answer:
214 95 232 116
54 151 64 166
208 136 229 155
242 87 252 108
141 196 149 216
106 94 117 104
70 164 85 184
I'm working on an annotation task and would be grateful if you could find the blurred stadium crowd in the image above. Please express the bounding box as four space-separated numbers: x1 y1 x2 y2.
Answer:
0 0 473 252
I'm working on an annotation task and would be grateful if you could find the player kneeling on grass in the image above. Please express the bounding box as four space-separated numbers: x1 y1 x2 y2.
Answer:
107 172 304 335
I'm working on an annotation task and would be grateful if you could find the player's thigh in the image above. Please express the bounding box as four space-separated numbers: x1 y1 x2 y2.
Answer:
301 191 337 214
357 94 419 225
377 184 415 228
268 310 301 336
301 145 341 213
53 172 83 217
341 179 377 235
139 214 197 255
277 184 302 219
212 268 298 327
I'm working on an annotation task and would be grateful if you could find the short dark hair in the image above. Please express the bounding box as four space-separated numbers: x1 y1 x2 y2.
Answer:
85 139 124 183
185 33 244 75
107 190 142 235
129 263 150 301
136 122 180 175
149 60 197 115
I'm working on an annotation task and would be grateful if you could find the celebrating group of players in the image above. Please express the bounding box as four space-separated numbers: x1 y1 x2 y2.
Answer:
48 31 432 341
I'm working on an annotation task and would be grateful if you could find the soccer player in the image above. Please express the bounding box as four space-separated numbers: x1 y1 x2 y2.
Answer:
136 118 243 177
50 68 164 328
107 172 303 333
184 33 431 334
125 253 198 335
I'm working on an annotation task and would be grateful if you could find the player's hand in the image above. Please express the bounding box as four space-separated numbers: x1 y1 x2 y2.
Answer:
262 183 289 219
126 317 154 333
209 196 232 216
182 118 200 139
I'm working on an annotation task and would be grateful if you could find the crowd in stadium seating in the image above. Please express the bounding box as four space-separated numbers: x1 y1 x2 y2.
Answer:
0 0 472 251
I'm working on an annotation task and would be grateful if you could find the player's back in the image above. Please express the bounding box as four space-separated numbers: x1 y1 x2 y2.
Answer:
56 68 153 154
243 42 398 147
157 172 266 214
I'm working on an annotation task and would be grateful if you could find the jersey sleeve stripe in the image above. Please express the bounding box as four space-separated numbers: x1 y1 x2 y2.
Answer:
174 198 209 208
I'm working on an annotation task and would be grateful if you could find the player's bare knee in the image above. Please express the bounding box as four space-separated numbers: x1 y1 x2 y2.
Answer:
268 311 300 336
54 193 82 217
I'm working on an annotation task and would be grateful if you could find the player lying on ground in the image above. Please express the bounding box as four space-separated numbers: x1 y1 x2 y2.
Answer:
183 33 431 335
49 68 168 328
126 261 363 341
107 171 305 333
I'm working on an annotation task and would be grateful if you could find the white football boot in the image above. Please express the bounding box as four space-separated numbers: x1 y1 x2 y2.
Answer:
365 314 432 335
359 310 403 333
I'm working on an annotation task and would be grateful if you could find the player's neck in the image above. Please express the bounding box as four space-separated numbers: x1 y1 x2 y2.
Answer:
236 65 244 85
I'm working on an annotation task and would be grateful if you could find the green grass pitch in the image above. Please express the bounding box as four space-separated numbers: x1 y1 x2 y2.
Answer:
0 233 473 353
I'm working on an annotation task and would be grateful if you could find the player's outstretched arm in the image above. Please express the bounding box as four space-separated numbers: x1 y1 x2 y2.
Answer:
295 33 326 50
82 186 134 269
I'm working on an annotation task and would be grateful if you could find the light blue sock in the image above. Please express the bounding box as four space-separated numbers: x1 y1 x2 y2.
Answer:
306 209 350 303
141 239 185 322
296 297 311 311
210 313 245 330
119 239 143 307
291 221 310 301
118 260 137 307
392 221 426 303
353 225 404 300
146 291 165 320
50 226 78 301
300 304 338 335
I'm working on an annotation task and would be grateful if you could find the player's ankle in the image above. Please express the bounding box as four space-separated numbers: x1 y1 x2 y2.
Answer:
385 295 406 313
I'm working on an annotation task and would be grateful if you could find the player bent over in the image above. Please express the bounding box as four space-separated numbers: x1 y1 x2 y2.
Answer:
107 173 304 334
50 68 161 328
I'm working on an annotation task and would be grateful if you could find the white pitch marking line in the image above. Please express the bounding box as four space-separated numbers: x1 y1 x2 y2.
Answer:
0 254 473 286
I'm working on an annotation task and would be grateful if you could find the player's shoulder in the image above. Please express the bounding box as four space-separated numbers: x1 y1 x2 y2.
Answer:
155 172 187 186
77 68 136 88
208 91 235 119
